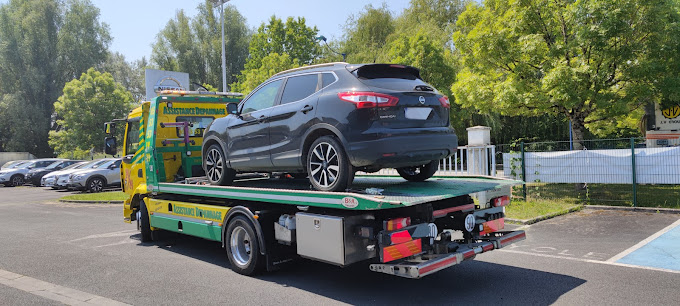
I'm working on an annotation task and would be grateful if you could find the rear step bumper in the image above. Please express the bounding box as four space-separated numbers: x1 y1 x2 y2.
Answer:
369 230 526 279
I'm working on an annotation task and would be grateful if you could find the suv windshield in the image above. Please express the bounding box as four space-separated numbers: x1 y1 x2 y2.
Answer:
97 160 117 168
45 161 65 170
87 160 110 169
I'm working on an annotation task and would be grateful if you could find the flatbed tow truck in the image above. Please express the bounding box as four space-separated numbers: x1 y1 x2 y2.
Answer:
105 91 525 278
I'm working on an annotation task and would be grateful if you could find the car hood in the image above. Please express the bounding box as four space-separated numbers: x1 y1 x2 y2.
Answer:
0 168 27 176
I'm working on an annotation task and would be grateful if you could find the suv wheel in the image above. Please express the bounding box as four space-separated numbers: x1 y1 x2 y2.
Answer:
87 177 105 193
396 160 439 182
307 136 353 192
10 175 24 187
205 144 236 185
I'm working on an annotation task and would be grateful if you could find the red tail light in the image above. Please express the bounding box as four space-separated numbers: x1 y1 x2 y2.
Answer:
493 195 510 207
384 217 411 231
338 92 399 109
439 96 450 108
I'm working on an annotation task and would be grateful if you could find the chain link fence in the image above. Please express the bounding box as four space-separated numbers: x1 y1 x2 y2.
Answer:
496 138 680 208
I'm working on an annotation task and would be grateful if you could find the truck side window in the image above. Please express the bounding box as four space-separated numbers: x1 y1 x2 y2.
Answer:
125 118 141 156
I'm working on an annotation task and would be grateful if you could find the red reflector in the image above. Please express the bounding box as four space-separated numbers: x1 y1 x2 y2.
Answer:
382 238 422 262
384 217 411 231
338 92 399 109
493 195 510 207
480 218 505 235
438 96 450 108
390 230 412 244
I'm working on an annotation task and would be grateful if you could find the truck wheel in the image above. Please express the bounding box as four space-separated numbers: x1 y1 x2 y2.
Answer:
9 175 24 187
225 216 265 275
139 201 153 242
307 136 353 192
396 160 439 182
87 177 105 193
205 144 236 186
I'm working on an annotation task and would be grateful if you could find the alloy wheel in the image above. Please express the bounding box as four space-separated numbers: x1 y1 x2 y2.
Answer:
309 141 340 188
206 147 224 183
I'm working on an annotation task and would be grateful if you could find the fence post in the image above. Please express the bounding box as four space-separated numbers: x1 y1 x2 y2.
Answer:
521 141 527 201
631 138 637 207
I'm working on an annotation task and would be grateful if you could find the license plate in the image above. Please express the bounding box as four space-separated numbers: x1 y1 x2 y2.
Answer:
405 107 432 120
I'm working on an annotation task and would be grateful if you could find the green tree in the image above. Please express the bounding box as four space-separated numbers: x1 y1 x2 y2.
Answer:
232 53 299 94
0 0 110 156
246 15 320 69
453 0 680 144
151 1 250 90
342 4 395 63
100 52 147 102
49 68 133 158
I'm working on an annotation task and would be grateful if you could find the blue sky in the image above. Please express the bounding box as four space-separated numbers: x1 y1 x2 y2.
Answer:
93 0 411 62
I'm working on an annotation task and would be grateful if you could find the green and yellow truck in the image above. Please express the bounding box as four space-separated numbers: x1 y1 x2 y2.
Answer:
105 90 525 278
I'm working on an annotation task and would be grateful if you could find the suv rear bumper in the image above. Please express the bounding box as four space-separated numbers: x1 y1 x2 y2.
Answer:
348 131 458 168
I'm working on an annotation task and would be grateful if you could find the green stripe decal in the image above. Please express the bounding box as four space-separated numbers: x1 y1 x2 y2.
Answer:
149 214 222 242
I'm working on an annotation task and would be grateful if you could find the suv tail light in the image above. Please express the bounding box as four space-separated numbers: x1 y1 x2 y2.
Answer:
439 96 450 108
338 92 399 109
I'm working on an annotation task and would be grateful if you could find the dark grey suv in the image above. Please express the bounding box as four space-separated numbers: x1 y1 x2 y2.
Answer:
202 63 458 191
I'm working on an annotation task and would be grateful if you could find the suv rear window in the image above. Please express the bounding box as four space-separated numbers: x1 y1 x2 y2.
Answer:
353 64 432 92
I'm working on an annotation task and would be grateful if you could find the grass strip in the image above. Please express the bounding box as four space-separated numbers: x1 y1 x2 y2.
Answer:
505 198 581 221
59 191 127 202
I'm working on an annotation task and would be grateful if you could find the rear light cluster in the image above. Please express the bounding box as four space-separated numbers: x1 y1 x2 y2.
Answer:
492 195 510 207
439 96 450 108
338 92 399 109
384 217 411 231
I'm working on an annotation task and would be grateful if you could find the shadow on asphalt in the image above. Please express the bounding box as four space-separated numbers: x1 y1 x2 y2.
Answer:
135 230 586 305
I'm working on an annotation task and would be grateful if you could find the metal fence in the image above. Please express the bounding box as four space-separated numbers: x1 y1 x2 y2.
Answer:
496 138 680 208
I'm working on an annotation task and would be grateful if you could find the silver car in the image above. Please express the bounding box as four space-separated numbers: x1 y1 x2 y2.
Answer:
55 159 111 189
0 159 62 187
66 159 122 192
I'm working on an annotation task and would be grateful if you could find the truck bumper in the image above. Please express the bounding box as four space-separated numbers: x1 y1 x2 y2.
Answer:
369 230 526 279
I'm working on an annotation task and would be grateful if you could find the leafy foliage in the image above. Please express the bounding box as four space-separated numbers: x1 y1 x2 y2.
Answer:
231 53 299 94
100 52 147 102
342 4 395 63
49 68 133 158
453 0 680 142
0 0 110 156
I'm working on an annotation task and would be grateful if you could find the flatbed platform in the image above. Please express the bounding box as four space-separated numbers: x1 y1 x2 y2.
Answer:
154 175 521 210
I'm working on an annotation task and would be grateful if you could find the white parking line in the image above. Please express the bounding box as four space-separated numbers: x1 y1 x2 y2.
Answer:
0 268 130 305
497 249 680 274
605 218 680 263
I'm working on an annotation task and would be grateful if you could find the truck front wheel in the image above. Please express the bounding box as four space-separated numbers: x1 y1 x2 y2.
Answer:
225 216 265 275
139 201 153 242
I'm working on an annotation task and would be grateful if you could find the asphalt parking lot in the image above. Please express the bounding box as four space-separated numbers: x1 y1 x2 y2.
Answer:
0 187 679 305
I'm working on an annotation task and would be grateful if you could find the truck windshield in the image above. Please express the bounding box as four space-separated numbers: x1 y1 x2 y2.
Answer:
176 116 214 138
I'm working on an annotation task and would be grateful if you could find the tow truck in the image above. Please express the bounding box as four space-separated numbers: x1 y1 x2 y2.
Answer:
104 90 525 278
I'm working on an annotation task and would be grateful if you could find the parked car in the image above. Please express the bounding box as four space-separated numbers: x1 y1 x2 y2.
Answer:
55 159 111 190
0 158 63 187
202 63 458 191
1 160 26 170
66 158 122 192
25 160 82 186
42 161 91 188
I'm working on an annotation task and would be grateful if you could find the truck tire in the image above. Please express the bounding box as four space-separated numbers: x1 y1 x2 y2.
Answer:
9 174 24 187
139 201 153 242
306 136 353 192
396 160 439 182
86 177 105 193
225 216 265 275
204 144 236 186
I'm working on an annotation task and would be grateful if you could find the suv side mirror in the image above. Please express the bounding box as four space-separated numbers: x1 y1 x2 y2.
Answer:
227 103 238 115
105 137 117 156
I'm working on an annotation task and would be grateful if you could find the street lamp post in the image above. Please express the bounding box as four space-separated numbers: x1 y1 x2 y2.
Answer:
210 0 230 92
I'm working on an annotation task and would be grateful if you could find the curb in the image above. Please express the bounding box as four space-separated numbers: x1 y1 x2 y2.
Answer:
58 200 124 204
584 205 680 215
506 205 583 225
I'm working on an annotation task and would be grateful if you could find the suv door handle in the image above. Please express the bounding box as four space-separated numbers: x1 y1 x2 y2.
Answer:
300 105 314 114
257 115 267 123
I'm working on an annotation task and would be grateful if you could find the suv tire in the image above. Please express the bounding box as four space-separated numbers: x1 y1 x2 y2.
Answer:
87 177 105 193
306 136 353 192
205 144 236 186
396 160 439 182
9 174 24 187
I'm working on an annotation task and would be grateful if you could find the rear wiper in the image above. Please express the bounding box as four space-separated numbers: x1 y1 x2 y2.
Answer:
414 85 434 91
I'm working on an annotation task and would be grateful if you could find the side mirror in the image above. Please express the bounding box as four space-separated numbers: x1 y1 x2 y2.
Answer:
105 137 117 156
227 103 238 115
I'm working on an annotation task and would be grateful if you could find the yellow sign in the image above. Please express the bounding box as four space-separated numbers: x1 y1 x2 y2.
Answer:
662 105 680 119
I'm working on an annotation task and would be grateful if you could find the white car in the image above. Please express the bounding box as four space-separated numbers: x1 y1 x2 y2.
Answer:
0 159 62 187
42 161 91 188
55 159 112 189
65 159 122 193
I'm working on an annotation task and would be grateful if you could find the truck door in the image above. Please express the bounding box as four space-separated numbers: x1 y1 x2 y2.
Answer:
121 114 145 195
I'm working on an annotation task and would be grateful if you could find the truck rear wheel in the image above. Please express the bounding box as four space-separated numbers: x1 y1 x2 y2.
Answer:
225 216 265 275
139 201 153 242
396 160 439 182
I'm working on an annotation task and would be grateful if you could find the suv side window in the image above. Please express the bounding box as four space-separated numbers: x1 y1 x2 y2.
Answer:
241 79 283 114
280 74 318 104
321 73 336 88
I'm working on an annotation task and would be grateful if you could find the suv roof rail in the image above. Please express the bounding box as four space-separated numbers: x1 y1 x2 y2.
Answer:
271 62 348 78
